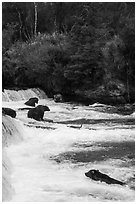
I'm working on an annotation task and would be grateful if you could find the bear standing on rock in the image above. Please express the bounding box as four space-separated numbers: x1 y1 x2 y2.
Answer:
27 105 50 121
25 97 39 107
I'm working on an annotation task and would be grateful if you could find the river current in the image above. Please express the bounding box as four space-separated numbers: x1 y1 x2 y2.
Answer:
2 89 135 202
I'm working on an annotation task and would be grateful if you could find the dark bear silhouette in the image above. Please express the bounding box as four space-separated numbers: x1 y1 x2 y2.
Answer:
27 105 50 121
85 169 125 185
2 107 16 118
54 94 63 102
25 97 39 107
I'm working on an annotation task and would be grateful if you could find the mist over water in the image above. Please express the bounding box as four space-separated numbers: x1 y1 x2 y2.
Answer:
2 89 135 202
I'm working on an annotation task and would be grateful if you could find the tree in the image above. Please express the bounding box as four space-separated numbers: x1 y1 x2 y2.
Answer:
2 2 135 103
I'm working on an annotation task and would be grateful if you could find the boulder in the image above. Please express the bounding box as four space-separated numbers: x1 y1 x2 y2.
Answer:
74 83 128 105
54 94 63 103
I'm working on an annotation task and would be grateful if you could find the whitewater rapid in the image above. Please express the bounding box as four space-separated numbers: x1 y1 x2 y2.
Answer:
2 95 135 201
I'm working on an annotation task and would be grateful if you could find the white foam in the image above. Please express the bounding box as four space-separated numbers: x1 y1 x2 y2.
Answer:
2 97 135 201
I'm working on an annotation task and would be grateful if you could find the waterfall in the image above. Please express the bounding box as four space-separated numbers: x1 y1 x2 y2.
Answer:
2 88 47 102
2 115 24 201
2 150 14 202
2 87 48 201
2 115 24 147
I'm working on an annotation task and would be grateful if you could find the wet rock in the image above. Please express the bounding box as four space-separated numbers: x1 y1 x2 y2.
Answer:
2 108 16 118
54 94 63 102
85 169 125 185
18 107 32 110
67 124 82 129
24 124 55 129
116 104 135 115
27 105 50 121
25 97 39 107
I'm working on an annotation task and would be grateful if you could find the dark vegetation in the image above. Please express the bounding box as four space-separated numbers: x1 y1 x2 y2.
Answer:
2 2 135 104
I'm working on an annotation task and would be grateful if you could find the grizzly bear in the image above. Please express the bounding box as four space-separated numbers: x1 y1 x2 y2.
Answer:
25 97 39 107
2 107 16 118
27 105 50 121
85 169 125 185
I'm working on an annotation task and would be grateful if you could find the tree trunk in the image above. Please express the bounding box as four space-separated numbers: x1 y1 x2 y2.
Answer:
16 8 22 40
34 2 37 37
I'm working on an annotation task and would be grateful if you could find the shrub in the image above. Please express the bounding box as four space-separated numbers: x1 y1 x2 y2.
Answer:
5 33 71 94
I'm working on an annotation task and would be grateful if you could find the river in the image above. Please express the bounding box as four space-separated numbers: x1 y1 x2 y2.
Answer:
2 89 135 202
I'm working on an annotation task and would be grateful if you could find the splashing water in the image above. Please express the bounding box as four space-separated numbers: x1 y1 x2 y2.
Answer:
2 89 135 202
2 88 47 102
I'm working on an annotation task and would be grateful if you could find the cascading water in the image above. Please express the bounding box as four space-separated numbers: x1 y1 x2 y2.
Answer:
2 88 47 102
2 115 24 201
2 88 135 202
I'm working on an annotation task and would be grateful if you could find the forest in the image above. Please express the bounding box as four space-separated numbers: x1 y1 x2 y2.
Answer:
2 2 135 105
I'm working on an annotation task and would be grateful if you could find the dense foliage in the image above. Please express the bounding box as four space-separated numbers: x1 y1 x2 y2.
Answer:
2 2 135 104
